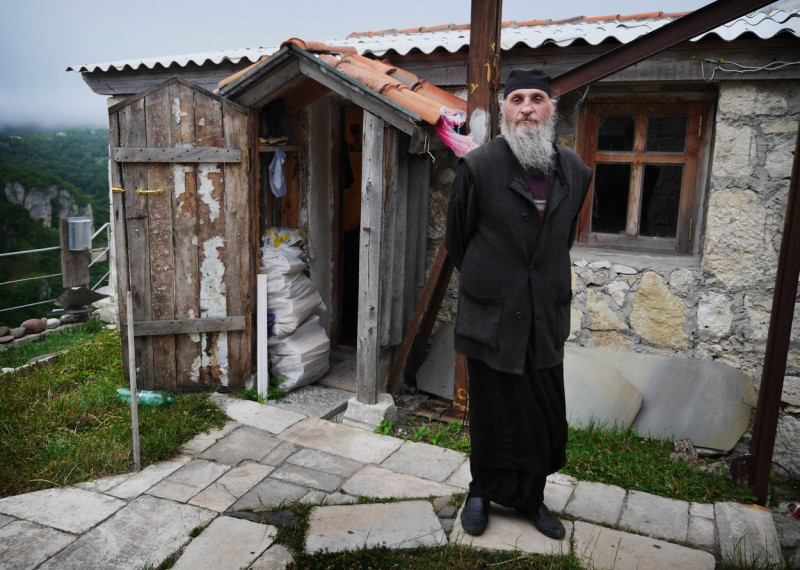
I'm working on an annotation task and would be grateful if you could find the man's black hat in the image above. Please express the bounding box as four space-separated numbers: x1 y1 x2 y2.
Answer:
504 69 552 98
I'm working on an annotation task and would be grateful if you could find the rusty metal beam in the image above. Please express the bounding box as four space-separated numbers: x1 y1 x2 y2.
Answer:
551 0 775 96
749 119 800 505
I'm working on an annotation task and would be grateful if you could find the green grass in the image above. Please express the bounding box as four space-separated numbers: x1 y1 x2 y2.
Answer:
0 319 105 369
0 325 227 498
392 416 755 505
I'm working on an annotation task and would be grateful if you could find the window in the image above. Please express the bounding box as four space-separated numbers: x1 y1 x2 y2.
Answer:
575 94 714 253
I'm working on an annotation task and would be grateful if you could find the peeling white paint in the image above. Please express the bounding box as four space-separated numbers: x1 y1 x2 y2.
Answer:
172 97 183 124
198 164 222 222
172 164 192 200
198 118 206 126
191 236 198 246
199 235 229 385
189 355 201 383
468 108 489 145
186 274 193 286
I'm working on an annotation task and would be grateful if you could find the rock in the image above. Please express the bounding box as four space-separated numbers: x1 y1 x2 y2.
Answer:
46 318 61 329
9 327 26 339
0 335 14 344
61 313 88 324
21 318 46 334
0 326 9 337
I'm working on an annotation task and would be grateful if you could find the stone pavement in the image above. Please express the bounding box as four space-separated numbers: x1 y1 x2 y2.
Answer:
0 392 786 569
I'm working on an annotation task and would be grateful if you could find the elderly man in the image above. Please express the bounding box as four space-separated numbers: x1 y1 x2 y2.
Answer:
445 69 592 539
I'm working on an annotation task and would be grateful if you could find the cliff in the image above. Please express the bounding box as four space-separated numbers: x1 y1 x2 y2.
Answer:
4 181 93 228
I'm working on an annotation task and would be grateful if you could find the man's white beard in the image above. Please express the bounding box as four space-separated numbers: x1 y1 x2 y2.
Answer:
500 109 557 172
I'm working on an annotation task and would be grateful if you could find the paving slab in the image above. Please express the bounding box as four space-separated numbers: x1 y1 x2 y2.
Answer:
223 398 307 435
564 481 626 526
715 501 783 566
450 503 571 556
250 544 294 569
261 440 300 467
619 490 689 542
279 417 402 464
270 385 353 419
0 487 125 533
172 516 276 570
305 501 446 553
270 464 342 493
190 463 274 512
200 425 282 465
73 472 132 494
0 514 13 530
688 512 716 551
107 455 191 499
445 459 471 489
180 420 241 456
544 473 577 513
323 492 358 505
301 490 328 505
228 477 309 511
0 520 76 569
573 520 715 570
287 448 364 478
379 440 467 482
37 495 216 570
343 465 460 499
148 459 231 503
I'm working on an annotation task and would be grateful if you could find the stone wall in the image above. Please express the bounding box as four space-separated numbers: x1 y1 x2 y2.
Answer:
428 80 800 476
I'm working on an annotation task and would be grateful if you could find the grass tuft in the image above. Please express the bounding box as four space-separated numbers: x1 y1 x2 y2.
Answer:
0 327 227 498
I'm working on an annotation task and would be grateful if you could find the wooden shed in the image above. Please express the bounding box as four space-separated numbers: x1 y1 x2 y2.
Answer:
111 43 465 400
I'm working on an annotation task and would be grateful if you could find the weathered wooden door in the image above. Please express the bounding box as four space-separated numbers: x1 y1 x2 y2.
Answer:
109 77 253 390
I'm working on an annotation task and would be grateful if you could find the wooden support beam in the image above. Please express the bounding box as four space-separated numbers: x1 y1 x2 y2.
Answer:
356 112 386 405
465 0 503 142
59 219 90 288
112 147 242 163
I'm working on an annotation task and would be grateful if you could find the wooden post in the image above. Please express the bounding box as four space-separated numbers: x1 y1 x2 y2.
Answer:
59 219 90 287
356 112 385 405
466 0 503 142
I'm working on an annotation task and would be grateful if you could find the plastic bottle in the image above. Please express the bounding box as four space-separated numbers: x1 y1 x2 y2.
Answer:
116 387 175 405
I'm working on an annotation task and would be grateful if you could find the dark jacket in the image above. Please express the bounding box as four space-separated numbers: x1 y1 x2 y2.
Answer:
445 137 592 375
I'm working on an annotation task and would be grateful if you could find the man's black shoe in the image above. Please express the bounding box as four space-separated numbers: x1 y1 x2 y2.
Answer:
517 504 565 540
460 495 489 536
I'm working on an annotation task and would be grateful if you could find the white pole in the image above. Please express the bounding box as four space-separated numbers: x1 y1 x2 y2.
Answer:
126 290 141 470
257 274 269 400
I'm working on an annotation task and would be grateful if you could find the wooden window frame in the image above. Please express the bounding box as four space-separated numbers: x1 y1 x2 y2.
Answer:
575 93 715 253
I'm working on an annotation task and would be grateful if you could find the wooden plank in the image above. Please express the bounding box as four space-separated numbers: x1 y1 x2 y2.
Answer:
59 219 90 287
195 90 228 387
356 112 385 405
169 80 203 389
120 97 155 389
112 147 242 163
223 104 253 387
403 154 430 331
130 316 246 336
378 128 398 347
145 85 177 390
389 135 409 346
109 111 132 386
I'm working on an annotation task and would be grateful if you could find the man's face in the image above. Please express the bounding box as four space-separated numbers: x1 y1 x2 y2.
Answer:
502 88 553 133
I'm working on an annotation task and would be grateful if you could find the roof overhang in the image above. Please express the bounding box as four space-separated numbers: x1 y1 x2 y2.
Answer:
218 43 436 151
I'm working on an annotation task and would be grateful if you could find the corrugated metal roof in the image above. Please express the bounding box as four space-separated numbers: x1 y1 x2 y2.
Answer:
67 8 799 73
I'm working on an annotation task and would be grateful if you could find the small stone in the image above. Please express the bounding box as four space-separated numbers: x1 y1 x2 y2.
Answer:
588 260 612 270
613 264 638 275
0 335 14 344
0 326 9 336
21 318 46 334
60 313 88 324
9 327 26 338
46 318 61 329
438 504 457 519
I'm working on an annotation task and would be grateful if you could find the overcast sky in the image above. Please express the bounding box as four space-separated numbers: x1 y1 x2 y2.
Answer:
0 0 732 129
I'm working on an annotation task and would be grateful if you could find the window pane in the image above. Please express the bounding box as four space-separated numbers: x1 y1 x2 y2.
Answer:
640 164 683 238
597 116 635 151
646 116 688 152
591 163 631 234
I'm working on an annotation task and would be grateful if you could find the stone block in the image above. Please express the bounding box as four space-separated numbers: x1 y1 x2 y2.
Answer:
172 516 276 570
0 520 76 569
716 502 783 567
343 465 460 499
148 459 230 503
287 448 364 478
279 417 402 464
564 481 625 526
415 322 455 400
306 501 446 553
199 426 282 465
189 463 273 512
0 487 125 534
619 490 689 542
270 464 342 493
379 440 466 482
341 393 397 431
573 521 715 569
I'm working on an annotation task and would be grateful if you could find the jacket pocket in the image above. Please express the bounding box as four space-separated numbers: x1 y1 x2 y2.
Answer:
455 287 504 351
556 293 572 344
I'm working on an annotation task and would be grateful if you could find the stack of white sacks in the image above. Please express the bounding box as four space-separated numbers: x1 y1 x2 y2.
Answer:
260 229 330 392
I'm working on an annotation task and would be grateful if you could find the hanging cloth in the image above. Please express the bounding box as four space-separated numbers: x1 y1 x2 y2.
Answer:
269 148 287 197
